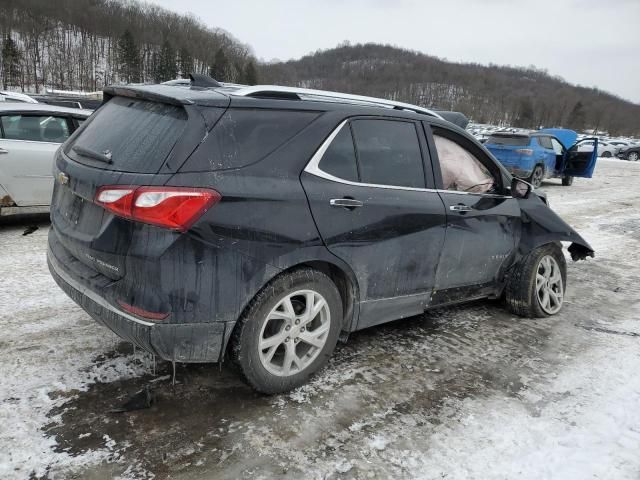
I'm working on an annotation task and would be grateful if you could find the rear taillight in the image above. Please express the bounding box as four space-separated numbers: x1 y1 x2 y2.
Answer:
515 149 534 156
96 186 221 232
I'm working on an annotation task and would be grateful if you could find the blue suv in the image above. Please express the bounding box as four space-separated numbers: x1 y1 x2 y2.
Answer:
485 129 598 187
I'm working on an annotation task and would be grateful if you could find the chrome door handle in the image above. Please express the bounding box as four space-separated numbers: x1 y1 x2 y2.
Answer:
450 204 472 212
330 198 363 209
0 148 8 154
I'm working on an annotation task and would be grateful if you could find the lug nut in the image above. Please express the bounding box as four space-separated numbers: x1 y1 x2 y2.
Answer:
285 325 291 331
285 337 290 342
295 319 300 325
294 338 300 343
300 327 306 332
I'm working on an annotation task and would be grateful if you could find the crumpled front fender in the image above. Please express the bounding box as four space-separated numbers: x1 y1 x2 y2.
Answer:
517 194 595 261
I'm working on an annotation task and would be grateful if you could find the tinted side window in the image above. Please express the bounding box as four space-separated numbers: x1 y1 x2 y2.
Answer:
351 119 424 188
318 124 358 181
180 108 320 172
1 115 70 142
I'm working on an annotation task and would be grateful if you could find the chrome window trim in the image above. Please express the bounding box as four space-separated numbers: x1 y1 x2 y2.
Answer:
304 120 513 199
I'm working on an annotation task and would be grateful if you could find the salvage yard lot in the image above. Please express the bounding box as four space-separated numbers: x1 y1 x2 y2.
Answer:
1 158 639 480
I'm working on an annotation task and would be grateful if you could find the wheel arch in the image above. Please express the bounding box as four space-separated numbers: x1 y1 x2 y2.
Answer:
221 255 360 359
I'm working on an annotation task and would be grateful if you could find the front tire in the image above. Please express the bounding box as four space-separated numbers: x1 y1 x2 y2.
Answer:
505 244 567 318
562 176 574 186
528 165 544 188
229 268 343 394
602 151 612 158
629 152 639 162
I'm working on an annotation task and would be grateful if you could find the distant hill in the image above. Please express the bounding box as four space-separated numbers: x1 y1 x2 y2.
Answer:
260 43 640 136
0 0 257 93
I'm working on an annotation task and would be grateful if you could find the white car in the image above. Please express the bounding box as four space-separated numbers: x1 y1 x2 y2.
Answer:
607 140 635 155
0 91 38 104
577 140 617 158
0 104 92 216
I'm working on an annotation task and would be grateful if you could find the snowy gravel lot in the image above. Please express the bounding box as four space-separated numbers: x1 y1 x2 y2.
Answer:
1 158 639 480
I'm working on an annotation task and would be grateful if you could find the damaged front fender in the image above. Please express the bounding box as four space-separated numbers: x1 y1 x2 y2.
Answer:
517 194 595 261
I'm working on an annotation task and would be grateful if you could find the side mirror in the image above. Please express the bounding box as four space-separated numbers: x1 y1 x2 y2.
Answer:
511 177 532 199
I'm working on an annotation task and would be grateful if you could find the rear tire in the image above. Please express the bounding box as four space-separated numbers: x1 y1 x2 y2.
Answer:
629 152 639 162
229 268 342 394
505 243 567 318
561 176 574 186
602 151 612 158
528 165 544 188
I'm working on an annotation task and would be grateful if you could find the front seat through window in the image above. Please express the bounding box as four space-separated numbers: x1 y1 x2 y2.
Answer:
434 134 494 193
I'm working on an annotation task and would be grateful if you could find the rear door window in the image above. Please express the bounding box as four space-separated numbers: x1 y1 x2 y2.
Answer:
350 119 425 188
536 136 553 149
551 138 565 155
1 115 70 142
66 96 187 173
318 124 358 182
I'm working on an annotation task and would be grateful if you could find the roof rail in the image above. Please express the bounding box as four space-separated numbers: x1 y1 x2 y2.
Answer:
229 85 444 120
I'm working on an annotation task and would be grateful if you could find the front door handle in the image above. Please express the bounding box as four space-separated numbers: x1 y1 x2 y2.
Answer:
330 198 363 209
450 204 472 212
0 148 8 154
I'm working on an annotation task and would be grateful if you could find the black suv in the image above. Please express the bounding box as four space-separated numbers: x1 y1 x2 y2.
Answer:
48 81 594 393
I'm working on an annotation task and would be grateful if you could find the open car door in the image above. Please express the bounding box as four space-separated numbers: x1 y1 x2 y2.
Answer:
540 128 598 178
563 138 598 178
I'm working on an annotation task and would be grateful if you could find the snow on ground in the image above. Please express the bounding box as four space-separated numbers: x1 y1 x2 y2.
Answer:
0 158 639 479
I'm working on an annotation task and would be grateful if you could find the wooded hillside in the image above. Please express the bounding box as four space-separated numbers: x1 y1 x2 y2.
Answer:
260 43 640 136
0 0 258 93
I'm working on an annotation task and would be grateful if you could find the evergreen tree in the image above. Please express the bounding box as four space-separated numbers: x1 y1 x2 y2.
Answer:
567 101 586 131
117 30 141 83
156 38 177 81
1 36 21 89
178 47 192 78
209 48 228 81
243 59 258 85
514 97 534 128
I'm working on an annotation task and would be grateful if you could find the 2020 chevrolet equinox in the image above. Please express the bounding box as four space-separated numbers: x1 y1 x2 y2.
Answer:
48 80 594 393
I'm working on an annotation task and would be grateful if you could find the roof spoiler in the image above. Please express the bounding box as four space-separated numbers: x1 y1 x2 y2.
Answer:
435 111 469 129
189 73 221 88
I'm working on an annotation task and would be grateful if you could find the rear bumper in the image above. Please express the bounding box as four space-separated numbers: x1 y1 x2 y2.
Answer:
47 245 230 363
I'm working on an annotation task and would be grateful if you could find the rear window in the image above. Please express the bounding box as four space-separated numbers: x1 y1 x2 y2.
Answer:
66 96 186 173
179 108 319 172
487 135 530 146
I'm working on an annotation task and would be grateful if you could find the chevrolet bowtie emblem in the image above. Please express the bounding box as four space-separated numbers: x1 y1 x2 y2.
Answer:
58 172 69 185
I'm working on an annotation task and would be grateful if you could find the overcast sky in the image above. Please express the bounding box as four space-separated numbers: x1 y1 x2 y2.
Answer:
152 0 640 104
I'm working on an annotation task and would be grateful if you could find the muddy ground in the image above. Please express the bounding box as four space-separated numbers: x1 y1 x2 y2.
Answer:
1 158 639 479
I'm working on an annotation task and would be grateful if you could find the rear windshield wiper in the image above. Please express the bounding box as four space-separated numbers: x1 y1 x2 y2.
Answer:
72 145 113 164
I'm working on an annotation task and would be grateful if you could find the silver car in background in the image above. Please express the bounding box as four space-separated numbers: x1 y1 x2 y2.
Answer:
0 103 92 216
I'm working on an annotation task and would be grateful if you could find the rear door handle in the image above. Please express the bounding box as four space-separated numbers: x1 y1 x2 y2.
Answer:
0 148 8 154
330 198 363 209
450 204 472 212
